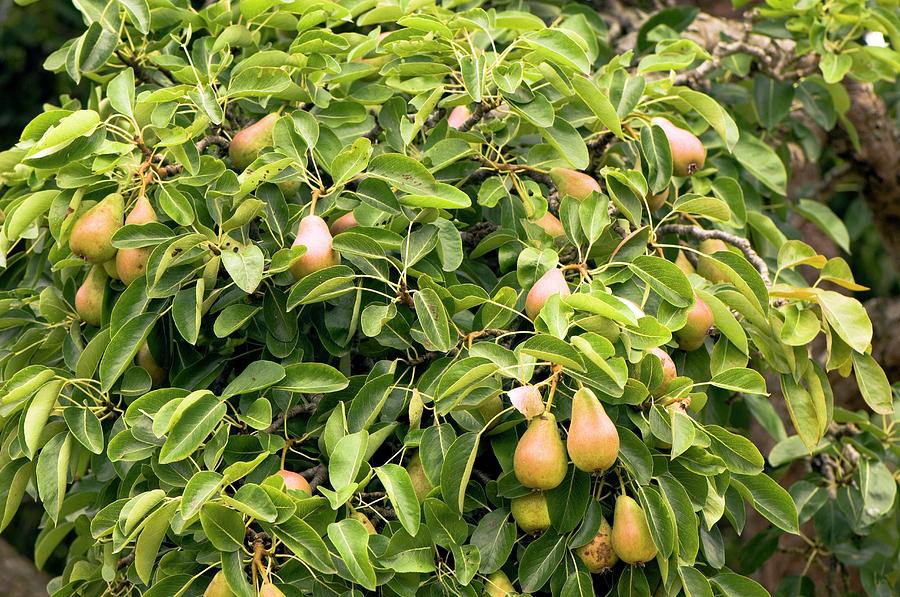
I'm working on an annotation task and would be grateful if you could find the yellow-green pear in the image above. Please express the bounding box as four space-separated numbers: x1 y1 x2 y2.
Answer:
567 387 619 473
278 470 311 494
647 186 669 212
674 250 694 275
510 491 550 534
259 582 286 597
525 268 570 320
229 114 278 171
102 259 119 280
351 511 377 535
116 195 157 285
696 239 729 282
75 265 107 327
448 106 471 130
513 413 568 490
651 117 706 177
203 571 235 597
484 570 516 596
407 450 433 501
610 494 657 564
329 212 358 235
675 296 713 351
549 167 601 200
69 192 124 263
137 343 167 388
575 517 618 573
648 348 676 397
291 215 339 279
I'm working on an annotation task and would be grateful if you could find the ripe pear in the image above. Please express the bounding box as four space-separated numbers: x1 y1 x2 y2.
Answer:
535 211 565 238
651 117 706 177
229 113 278 171
259 582 286 597
675 296 713 351
525 268 570 320
510 491 551 534
513 413 568 490
75 265 107 327
116 195 157 285
407 450 433 501
647 186 669 212
696 239 729 282
610 495 657 564
329 212 358 235
549 167 601 200
575 517 618 573
278 469 311 494
136 343 167 388
290 215 339 279
484 570 516 596
203 571 235 597
102 259 119 280
567 387 619 473
448 105 471 130
69 192 124 263
674 250 694 275
649 348 676 397
351 511 377 535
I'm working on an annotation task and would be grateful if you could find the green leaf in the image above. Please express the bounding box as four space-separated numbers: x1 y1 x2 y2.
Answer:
731 473 799 534
276 363 349 393
200 503 245 552
376 464 420 536
705 425 764 475
518 335 585 372
795 199 850 253
63 406 104 454
815 290 872 353
181 471 223 519
710 573 770 597
222 242 264 294
629 255 693 307
709 368 767 395
470 509 516 574
107 67 135 119
733 134 787 195
440 432 479 514
263 516 336 574
675 88 740 151
572 76 623 138
517 531 566 591
413 288 453 352
327 519 377 590
329 431 368 491
221 361 286 398
159 393 226 464
851 352 893 414
523 30 591 73
214 304 260 338
134 502 177 583
99 313 158 392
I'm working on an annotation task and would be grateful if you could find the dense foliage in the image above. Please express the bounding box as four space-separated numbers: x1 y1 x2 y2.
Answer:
0 0 897 595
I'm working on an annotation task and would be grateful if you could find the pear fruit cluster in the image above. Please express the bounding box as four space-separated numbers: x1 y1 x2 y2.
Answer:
651 117 706 177
483 570 515 596
69 192 123 263
567 387 619 473
549 167 601 200
291 215 339 279
525 268 570 320
649 348 677 397
611 495 658 564
329 212 358 235
513 413 567 490
575 517 618 573
697 239 730 282
676 296 714 351
116 195 157 284
229 114 278 171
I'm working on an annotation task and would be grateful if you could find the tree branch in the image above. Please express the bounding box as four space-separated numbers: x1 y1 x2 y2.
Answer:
262 395 323 434
656 224 771 285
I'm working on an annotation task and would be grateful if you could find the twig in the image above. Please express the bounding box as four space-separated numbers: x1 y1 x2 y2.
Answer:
262 395 323 434
197 135 230 154
307 464 328 493
116 553 135 570
655 224 771 285
457 102 489 132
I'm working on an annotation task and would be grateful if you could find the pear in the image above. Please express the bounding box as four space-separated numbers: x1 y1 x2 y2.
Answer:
610 494 657 564
647 186 669 212
675 296 713 351
484 570 516 596
407 450 433 501
102 259 119 280
477 393 504 426
535 211 565 238
259 582 285 597
448 106 471 130
329 212 358 235
567 387 619 473
696 239 729 282
549 167 601 200
75 265 107 327
136 343 167 388
651 117 706 177
513 413 567 490
648 348 676 397
203 571 235 597
69 192 124 263
278 470 311 494
290 215 339 279
351 511 377 535
116 195 157 285
674 250 695 275
510 491 551 534
575 517 618 573
525 268 570 320
229 114 278 171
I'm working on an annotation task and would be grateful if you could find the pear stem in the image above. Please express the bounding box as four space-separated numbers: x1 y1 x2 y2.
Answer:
543 365 563 412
